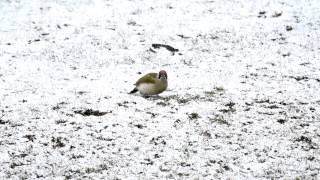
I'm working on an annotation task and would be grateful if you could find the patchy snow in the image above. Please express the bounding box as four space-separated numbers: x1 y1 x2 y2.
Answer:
1 0 320 179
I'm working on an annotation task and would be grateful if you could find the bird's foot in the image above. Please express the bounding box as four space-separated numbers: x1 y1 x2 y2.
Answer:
143 95 162 100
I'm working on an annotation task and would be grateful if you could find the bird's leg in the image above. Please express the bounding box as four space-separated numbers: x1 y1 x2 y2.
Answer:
143 95 162 100
142 95 151 99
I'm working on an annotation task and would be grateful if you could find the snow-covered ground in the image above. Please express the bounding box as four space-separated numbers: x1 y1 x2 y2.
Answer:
1 0 320 179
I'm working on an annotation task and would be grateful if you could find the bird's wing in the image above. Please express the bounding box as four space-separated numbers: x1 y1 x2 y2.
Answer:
134 73 157 85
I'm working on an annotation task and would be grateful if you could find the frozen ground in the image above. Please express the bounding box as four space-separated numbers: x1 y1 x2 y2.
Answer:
0 0 320 179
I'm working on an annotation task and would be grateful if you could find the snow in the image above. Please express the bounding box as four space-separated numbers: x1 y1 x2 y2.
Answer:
1 0 320 179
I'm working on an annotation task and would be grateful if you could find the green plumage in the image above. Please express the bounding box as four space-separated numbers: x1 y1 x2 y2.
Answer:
129 71 168 95
134 73 157 85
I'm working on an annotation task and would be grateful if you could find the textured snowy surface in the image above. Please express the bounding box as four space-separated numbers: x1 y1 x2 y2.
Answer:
1 0 320 179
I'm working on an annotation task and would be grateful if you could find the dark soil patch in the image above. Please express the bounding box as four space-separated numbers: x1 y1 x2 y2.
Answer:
151 43 179 54
74 109 112 116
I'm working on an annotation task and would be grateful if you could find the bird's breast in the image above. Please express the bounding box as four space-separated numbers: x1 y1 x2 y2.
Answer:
137 81 167 95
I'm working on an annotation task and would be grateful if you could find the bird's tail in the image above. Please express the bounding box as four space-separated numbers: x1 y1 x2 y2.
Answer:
128 87 138 94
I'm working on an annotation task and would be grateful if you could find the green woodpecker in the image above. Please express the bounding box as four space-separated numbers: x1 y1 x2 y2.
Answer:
129 70 168 95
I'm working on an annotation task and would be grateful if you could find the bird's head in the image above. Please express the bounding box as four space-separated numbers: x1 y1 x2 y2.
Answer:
158 70 167 81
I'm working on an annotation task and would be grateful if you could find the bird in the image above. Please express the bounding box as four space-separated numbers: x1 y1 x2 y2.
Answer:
129 70 168 96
